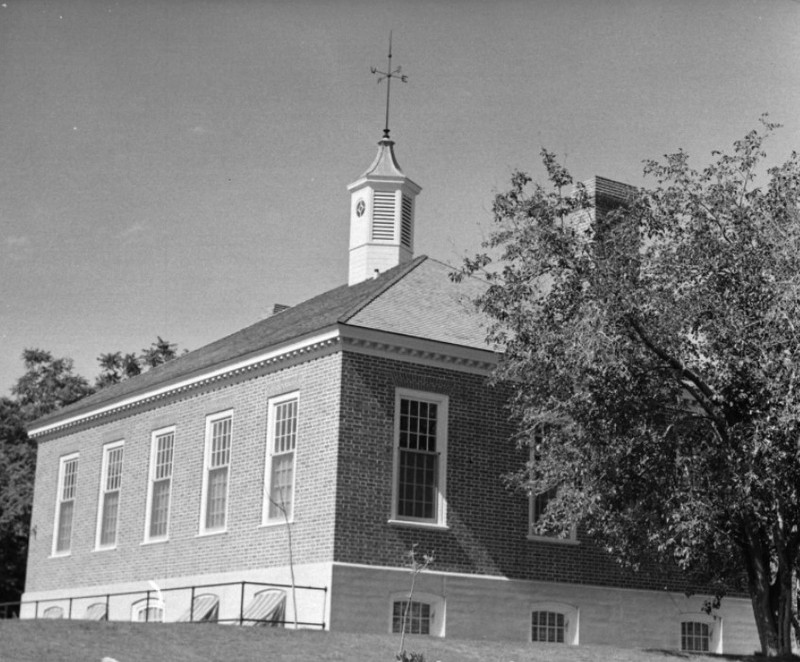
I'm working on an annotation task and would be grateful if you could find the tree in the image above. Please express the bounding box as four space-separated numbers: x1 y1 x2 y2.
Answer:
95 337 181 388
1 339 184 608
458 120 800 656
12 349 94 421
1 351 91 609
0 397 34 608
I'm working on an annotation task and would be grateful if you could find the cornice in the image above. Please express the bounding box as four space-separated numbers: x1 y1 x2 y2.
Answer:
30 326 498 439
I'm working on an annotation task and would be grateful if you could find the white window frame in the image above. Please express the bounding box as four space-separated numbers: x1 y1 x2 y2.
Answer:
390 389 448 528
529 602 579 645
263 392 300 525
199 410 233 535
95 440 124 550
52 452 79 556
388 592 445 637
144 426 176 543
678 613 722 653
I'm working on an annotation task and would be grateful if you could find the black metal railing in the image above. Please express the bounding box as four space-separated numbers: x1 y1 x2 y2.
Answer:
0 579 327 629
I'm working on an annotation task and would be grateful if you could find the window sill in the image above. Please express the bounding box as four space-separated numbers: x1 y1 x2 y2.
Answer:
140 538 169 546
388 519 449 531
259 519 294 529
527 533 579 545
195 529 228 538
92 545 118 553
48 552 71 559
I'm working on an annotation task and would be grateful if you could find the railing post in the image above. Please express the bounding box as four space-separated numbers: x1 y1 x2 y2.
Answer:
322 586 328 630
68 597 73 620
239 582 245 625
106 594 110 622
34 600 39 619
145 589 151 623
189 586 196 623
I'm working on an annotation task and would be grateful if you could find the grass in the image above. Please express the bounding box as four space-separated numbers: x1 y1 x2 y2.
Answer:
0 620 772 662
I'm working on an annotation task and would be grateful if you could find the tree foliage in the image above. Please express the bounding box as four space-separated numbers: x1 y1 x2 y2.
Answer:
0 338 184 607
95 336 180 388
459 120 800 656
0 397 34 605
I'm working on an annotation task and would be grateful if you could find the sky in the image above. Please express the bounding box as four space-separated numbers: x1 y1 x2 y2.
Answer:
1 0 799 395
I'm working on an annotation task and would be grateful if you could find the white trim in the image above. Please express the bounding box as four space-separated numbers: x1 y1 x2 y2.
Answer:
199 410 234 535
95 440 124 550
28 329 341 436
52 452 79 557
262 391 300 525
391 388 448 526
30 327 497 438
144 425 176 543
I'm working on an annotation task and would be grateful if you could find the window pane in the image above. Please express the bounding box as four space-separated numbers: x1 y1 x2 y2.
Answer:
56 500 74 553
155 433 174 480
398 449 436 519
106 447 124 491
269 453 295 519
210 418 231 468
149 478 171 538
62 459 78 500
100 490 120 546
392 601 431 635
205 466 228 530
681 621 710 652
532 611 565 643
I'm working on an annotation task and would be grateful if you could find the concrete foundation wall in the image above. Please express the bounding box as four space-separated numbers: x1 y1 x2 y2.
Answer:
329 563 759 655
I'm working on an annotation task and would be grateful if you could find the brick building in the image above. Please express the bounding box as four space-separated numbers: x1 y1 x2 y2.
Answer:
22 132 759 653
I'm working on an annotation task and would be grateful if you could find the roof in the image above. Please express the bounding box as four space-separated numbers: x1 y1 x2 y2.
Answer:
31 255 491 431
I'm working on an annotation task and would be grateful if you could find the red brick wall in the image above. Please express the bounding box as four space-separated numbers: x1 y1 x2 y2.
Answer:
334 351 694 593
26 353 342 592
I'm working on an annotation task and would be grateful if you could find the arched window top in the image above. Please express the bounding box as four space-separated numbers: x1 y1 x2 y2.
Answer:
131 597 164 623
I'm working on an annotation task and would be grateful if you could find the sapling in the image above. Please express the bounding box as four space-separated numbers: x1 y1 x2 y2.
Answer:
396 544 434 662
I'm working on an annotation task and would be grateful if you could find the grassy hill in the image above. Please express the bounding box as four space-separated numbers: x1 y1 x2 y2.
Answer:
0 620 762 662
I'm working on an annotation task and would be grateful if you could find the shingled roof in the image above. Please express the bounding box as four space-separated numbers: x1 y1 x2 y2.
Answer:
30 255 491 431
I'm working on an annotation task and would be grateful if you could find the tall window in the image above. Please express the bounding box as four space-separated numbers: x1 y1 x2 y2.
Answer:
393 389 448 526
681 621 710 652
528 429 576 542
97 441 124 548
201 411 232 533
54 454 79 555
265 393 299 522
146 427 175 541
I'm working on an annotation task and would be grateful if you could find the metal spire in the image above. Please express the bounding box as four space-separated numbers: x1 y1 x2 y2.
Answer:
371 31 407 139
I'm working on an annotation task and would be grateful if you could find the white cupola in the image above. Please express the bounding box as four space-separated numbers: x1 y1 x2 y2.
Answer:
347 135 421 285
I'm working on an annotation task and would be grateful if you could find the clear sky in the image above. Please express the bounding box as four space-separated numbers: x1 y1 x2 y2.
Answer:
1 0 799 395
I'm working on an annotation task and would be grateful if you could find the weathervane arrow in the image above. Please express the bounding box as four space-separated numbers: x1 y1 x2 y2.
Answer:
371 31 407 139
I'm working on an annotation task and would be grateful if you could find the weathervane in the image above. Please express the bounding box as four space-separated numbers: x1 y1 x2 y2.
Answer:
371 31 407 139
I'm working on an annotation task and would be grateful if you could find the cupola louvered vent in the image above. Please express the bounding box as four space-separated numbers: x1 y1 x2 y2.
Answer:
401 194 413 248
372 191 395 241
